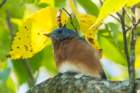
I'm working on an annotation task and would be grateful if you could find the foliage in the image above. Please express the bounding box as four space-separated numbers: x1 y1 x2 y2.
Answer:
0 0 140 93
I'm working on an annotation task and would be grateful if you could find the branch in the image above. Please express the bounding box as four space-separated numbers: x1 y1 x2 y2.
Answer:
27 72 140 93
0 0 7 8
99 0 103 6
128 7 138 93
117 7 140 93
119 8 130 64
118 8 136 93
125 14 140 32
6 10 14 41
62 8 78 31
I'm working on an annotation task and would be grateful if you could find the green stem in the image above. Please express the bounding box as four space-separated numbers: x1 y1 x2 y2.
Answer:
23 59 35 87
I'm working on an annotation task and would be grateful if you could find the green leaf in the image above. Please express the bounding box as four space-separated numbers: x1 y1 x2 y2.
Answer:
12 44 56 85
29 44 57 75
24 0 35 3
12 51 44 85
106 23 125 52
0 22 10 61
12 60 31 84
6 77 16 93
107 23 120 45
29 48 47 73
1 0 25 18
41 44 57 74
66 15 80 31
98 35 127 66
77 0 99 16
89 0 128 30
55 0 66 8
38 3 48 8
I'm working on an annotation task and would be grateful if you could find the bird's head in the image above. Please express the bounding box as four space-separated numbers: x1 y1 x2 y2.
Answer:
44 27 78 41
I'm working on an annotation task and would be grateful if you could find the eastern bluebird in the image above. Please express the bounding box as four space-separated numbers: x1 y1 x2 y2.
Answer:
45 27 106 79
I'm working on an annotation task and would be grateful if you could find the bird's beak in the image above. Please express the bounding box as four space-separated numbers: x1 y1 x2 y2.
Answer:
43 32 51 37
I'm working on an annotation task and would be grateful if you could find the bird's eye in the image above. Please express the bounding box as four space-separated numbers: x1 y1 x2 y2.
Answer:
58 29 62 34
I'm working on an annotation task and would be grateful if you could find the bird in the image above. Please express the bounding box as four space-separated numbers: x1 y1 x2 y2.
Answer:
44 27 106 79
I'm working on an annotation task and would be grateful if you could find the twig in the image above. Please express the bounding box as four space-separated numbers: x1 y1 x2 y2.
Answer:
111 15 121 22
126 26 132 32
116 9 130 29
0 0 7 8
111 13 130 29
125 9 133 22
99 1 130 30
99 0 103 6
126 19 140 32
119 8 130 65
62 8 77 31
118 7 140 93
6 10 14 42
118 8 134 93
